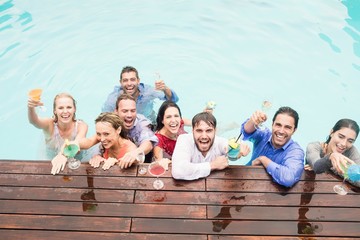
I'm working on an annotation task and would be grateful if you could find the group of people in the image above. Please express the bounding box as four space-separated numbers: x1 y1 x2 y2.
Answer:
28 65 360 188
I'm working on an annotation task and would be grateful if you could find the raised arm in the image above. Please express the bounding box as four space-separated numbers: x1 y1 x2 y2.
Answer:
243 110 268 134
27 98 53 135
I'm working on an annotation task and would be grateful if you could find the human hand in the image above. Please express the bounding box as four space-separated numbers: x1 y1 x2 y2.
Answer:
210 156 229 171
250 110 267 128
155 80 167 91
89 155 105 168
329 152 356 174
118 150 137 169
158 158 171 171
251 158 262 166
238 142 251 158
304 164 313 171
51 154 67 175
28 97 44 108
203 108 214 114
102 157 118 170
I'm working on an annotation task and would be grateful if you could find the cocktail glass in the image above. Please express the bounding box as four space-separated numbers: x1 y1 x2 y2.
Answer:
137 151 147 175
63 142 81 170
148 161 166 190
333 163 349 195
67 157 81 170
227 137 240 161
255 100 272 130
28 88 46 111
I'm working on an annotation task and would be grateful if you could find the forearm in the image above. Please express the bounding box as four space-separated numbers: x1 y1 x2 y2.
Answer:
78 135 98 150
243 119 256 134
138 141 153 155
172 160 211 180
163 87 172 100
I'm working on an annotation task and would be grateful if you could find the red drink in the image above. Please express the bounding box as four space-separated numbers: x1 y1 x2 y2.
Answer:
149 165 165 176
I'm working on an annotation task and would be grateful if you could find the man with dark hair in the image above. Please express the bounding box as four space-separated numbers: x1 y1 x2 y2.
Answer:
102 66 179 124
241 106 304 187
172 112 250 180
115 94 158 167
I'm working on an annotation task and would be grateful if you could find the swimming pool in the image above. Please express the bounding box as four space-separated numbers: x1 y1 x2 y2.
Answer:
1 0 359 162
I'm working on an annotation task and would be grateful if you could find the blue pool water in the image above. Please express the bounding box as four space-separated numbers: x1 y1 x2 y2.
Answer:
1 0 360 162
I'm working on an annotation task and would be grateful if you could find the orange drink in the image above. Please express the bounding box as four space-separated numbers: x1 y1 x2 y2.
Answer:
28 89 43 101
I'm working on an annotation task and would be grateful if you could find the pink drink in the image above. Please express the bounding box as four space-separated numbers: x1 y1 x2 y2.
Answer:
150 165 165 176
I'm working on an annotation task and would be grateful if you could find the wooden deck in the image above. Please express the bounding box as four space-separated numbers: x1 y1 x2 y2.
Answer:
0 159 359 239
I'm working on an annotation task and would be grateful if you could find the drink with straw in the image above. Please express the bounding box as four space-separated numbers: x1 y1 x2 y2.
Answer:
63 139 81 170
227 138 240 161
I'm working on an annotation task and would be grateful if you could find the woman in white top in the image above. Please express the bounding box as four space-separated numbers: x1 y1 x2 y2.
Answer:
28 92 88 159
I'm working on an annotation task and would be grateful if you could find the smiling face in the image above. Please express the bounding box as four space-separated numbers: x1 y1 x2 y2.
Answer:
95 121 120 149
116 99 137 130
120 71 140 96
328 127 357 154
162 107 181 136
53 96 76 124
193 120 216 156
271 113 296 149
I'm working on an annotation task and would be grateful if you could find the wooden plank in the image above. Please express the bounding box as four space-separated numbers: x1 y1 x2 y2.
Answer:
132 218 360 237
0 200 206 219
207 205 360 222
0 230 207 240
0 174 204 191
210 166 338 181
0 214 130 232
209 236 358 240
206 178 360 194
0 186 134 202
0 160 137 176
135 190 360 207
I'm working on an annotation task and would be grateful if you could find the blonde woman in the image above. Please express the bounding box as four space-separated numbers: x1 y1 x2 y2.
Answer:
28 92 88 160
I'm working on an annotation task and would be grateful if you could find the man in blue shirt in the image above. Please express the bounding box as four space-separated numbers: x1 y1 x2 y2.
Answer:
102 66 179 124
241 106 304 187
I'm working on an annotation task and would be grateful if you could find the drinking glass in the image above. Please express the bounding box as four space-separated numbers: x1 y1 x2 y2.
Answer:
227 137 240 161
255 100 272 130
333 163 349 195
28 88 46 112
68 157 81 170
137 151 147 175
63 141 81 170
148 161 166 190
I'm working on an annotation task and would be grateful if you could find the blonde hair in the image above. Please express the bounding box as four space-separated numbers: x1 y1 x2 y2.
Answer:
52 93 77 122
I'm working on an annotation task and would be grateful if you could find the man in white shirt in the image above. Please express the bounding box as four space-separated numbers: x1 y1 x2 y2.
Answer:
172 112 250 180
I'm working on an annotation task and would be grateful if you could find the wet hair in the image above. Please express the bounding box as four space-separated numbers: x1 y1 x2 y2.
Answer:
115 93 136 110
325 118 359 144
120 66 139 80
192 112 217 129
53 93 76 123
272 106 299 129
95 112 128 139
156 101 182 131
